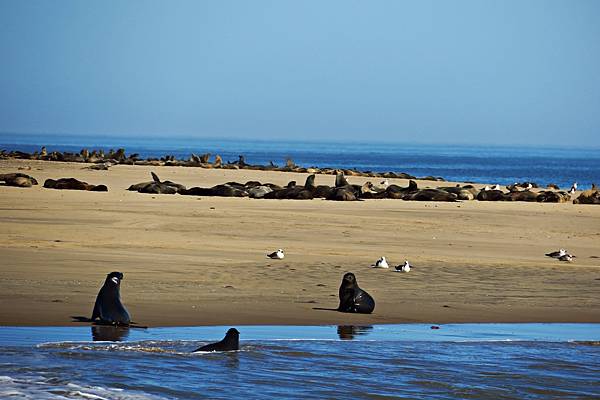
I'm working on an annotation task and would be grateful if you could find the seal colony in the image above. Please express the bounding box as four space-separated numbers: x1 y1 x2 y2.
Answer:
2 166 597 204
124 171 593 204
1 147 597 203
0 147 438 181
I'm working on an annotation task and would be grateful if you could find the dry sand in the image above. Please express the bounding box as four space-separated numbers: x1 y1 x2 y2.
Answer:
1 159 599 326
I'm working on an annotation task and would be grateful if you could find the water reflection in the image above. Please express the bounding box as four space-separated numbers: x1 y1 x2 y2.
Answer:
337 325 373 340
91 325 130 342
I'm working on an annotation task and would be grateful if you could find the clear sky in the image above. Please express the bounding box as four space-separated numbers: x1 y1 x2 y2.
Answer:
0 0 599 146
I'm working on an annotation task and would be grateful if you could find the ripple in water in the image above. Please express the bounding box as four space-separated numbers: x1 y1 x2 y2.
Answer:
1 324 600 399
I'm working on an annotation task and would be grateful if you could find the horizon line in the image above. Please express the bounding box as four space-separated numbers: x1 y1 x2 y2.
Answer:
0 131 598 152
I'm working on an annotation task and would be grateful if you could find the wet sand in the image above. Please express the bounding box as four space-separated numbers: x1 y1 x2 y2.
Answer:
1 159 599 326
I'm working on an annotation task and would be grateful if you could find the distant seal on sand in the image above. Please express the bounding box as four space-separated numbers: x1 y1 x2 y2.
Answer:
91 272 131 325
127 172 185 194
338 272 375 314
193 328 240 352
44 177 108 192
0 173 38 187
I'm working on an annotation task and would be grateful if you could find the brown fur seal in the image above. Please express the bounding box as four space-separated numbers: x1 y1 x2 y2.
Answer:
44 178 108 191
0 173 38 187
127 172 185 194
403 189 457 202
90 272 131 325
338 272 375 314
193 328 240 352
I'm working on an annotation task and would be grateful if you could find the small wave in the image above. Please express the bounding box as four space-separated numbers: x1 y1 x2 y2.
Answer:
39 343 183 355
0 375 166 399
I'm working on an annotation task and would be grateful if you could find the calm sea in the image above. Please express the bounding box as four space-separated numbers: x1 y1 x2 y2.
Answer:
1 324 599 399
1 134 599 189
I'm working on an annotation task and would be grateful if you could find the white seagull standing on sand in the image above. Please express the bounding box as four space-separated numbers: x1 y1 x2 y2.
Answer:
395 260 411 273
568 182 577 194
558 254 574 262
545 249 566 258
267 249 285 259
371 256 389 268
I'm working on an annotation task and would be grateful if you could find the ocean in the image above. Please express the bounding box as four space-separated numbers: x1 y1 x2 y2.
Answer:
1 324 599 399
1 134 599 190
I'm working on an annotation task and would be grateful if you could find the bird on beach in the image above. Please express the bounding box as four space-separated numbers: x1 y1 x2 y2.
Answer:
545 249 566 258
371 256 389 268
491 184 501 190
395 260 411 272
558 254 575 262
267 249 285 259
568 182 577 194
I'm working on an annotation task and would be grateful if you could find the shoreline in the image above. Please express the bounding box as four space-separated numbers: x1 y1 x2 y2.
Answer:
0 147 443 182
1 159 600 327
3 324 600 344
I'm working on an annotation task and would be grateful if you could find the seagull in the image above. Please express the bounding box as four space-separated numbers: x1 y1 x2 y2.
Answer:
558 254 574 262
524 183 533 190
491 184 501 190
568 182 577 194
395 260 411 272
545 249 566 258
267 249 285 259
371 256 389 268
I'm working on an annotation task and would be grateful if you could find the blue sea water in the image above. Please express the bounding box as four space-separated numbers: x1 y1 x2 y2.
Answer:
1 134 599 190
1 324 599 399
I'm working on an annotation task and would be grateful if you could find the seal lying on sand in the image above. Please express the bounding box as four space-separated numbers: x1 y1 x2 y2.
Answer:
44 178 108 191
385 180 418 199
263 175 315 199
574 187 600 204
338 272 375 314
127 172 185 194
0 173 38 187
403 188 457 202
536 190 571 203
193 328 240 352
477 189 505 201
90 272 131 325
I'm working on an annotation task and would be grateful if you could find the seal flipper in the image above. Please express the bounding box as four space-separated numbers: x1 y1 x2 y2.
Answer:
151 172 161 183
71 316 94 323
91 296 101 321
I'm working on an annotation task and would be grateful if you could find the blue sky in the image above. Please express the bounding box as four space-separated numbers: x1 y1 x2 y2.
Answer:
0 0 599 146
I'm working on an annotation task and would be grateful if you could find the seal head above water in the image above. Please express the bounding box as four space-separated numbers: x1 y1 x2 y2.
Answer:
193 328 240 352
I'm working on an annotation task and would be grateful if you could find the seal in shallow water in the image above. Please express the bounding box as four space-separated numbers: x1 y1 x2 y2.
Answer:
91 272 131 325
338 272 375 314
193 328 240 352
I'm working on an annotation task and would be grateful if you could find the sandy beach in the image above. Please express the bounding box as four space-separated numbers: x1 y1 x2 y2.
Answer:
1 158 599 326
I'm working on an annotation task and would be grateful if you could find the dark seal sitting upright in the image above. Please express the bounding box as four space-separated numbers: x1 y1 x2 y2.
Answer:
338 273 375 314
91 272 131 325
193 328 240 352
